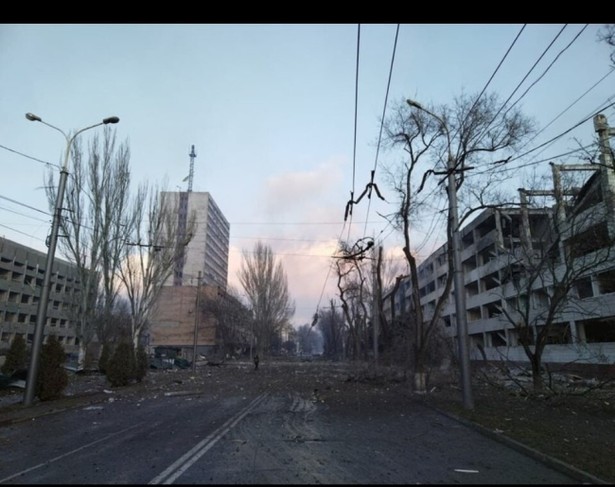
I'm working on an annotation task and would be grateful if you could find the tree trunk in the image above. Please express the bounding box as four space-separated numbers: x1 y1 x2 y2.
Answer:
531 354 543 392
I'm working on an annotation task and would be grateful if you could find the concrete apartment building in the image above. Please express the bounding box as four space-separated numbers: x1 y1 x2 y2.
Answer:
147 191 230 359
162 191 230 289
387 161 615 372
0 237 82 365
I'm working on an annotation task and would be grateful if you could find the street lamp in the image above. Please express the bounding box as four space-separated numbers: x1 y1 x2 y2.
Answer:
23 112 120 406
406 99 474 410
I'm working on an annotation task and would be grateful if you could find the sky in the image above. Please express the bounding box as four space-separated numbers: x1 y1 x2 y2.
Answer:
1 23 613 328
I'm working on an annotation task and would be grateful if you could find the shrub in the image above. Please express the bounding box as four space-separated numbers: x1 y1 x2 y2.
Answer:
98 343 112 374
106 342 135 387
134 345 148 383
1 334 27 375
36 335 68 401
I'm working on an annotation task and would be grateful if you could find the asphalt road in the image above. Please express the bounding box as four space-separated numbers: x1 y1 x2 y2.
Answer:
0 385 580 484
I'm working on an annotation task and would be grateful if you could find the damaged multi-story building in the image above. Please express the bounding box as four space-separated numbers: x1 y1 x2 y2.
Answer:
0 237 83 367
386 138 615 374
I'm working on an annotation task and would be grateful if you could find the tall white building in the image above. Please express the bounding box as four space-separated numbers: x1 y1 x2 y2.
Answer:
161 191 230 289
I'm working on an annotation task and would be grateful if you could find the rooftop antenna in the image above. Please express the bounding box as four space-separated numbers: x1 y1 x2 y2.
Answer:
187 144 197 192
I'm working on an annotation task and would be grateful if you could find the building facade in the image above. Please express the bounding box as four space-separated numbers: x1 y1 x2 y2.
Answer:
0 237 82 365
147 285 218 361
148 191 230 356
387 162 615 370
161 191 230 289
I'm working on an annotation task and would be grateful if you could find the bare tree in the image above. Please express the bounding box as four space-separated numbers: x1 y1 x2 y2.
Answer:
317 299 345 360
45 127 132 366
238 241 294 358
598 24 615 65
118 183 195 350
383 92 535 389
334 239 373 361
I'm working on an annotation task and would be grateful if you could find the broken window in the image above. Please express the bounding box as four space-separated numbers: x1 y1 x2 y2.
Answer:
581 318 615 343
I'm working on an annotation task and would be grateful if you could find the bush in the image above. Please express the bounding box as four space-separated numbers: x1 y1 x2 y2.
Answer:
98 343 112 374
36 335 68 401
106 342 135 387
2 334 27 375
134 345 148 383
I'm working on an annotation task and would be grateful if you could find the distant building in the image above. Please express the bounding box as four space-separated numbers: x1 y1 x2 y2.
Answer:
148 191 230 357
385 162 615 373
0 237 82 365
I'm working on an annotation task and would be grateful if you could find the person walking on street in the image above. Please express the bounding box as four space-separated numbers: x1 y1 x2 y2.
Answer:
254 354 259 371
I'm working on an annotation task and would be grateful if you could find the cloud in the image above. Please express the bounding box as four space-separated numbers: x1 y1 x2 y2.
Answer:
263 158 343 217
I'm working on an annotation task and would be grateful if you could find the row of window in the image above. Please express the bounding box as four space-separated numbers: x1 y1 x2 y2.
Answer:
0 257 79 285
0 331 79 346
468 318 615 347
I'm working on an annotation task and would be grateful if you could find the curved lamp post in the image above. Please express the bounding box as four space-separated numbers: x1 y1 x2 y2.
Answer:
23 112 119 406
406 99 474 410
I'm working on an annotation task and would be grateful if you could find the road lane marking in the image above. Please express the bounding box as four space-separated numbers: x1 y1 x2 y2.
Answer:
149 392 269 485
0 422 147 484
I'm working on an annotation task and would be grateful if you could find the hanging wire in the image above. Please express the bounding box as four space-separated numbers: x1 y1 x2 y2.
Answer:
362 24 399 237
347 24 361 243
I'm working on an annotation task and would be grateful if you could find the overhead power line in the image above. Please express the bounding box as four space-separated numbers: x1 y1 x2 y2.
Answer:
502 24 588 120
0 223 46 242
519 68 615 153
506 99 615 163
0 194 51 216
472 24 568 153
0 144 59 169
455 24 527 143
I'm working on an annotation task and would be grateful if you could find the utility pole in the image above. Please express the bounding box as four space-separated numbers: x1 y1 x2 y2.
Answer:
594 114 615 239
23 113 119 407
192 271 201 372
406 99 473 409
594 114 615 170
447 152 474 410
371 245 381 366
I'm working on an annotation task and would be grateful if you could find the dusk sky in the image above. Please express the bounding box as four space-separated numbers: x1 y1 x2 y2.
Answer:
1 24 613 327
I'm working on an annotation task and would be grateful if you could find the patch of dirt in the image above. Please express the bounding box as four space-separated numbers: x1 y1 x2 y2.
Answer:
1 359 613 483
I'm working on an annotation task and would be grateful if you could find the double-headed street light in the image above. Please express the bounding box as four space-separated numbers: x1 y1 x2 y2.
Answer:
406 99 474 410
23 112 120 406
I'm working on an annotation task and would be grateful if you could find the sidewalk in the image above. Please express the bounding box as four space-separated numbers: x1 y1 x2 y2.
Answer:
0 390 111 427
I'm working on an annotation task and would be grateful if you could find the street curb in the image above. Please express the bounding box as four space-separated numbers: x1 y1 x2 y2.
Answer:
425 402 610 485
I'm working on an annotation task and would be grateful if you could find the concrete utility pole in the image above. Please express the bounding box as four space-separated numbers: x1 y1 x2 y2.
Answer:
594 114 615 238
406 100 474 410
594 114 615 170
192 271 202 372
446 145 474 410
23 113 119 407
